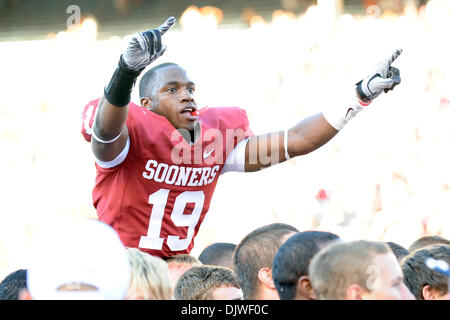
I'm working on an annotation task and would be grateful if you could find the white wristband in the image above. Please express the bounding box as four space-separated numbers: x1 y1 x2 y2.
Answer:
284 130 291 161
92 125 122 144
322 95 371 131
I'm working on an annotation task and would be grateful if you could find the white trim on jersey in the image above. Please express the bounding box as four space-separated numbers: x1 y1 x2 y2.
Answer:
220 138 249 174
91 125 123 144
284 129 291 161
94 136 130 169
83 104 95 136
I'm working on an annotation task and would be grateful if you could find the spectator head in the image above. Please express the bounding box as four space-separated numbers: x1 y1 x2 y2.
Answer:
309 240 414 300
126 248 173 300
408 235 450 253
233 223 298 300
272 231 340 300
174 265 242 300
198 242 236 269
0 269 27 300
165 254 202 288
21 218 130 300
386 242 410 262
401 244 450 300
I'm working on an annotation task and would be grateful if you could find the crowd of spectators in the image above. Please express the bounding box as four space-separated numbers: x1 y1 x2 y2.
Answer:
0 218 448 300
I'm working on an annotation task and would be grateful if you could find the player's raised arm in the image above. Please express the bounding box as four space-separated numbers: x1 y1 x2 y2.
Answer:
92 17 176 162
244 49 403 172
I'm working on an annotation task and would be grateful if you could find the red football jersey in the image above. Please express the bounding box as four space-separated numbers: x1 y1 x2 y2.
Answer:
81 99 253 257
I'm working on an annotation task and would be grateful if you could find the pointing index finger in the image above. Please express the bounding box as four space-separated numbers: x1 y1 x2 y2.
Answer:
388 48 403 65
157 16 176 35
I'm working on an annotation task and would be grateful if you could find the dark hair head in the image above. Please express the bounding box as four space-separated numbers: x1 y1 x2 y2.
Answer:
233 223 298 299
408 235 450 253
386 242 409 262
401 244 450 300
165 254 201 266
139 62 180 99
272 231 340 300
174 265 239 300
0 269 27 300
198 243 236 268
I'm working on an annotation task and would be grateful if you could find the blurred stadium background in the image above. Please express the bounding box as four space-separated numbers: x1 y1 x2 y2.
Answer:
0 0 449 280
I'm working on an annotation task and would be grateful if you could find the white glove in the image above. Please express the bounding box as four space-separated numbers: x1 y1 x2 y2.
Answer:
323 49 403 131
122 17 176 71
356 49 402 102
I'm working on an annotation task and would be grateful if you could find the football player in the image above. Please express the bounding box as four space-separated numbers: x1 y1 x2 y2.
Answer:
81 17 402 258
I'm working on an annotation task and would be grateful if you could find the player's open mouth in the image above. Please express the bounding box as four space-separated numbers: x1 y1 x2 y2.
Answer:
181 106 199 119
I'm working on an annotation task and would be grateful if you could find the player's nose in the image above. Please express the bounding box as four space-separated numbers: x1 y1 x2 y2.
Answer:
180 88 195 102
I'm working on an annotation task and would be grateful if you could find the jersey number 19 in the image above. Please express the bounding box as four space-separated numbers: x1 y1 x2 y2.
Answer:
138 189 205 251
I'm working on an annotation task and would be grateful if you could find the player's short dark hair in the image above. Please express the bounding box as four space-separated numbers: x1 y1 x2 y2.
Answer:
272 231 340 300
408 235 450 253
198 243 236 268
139 62 180 99
0 269 27 300
174 265 239 300
386 241 409 262
165 254 202 266
233 223 298 300
401 244 450 299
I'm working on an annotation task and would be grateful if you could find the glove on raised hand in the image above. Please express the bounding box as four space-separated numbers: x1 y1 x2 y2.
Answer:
323 49 403 131
122 16 176 71
356 49 402 102
104 17 176 107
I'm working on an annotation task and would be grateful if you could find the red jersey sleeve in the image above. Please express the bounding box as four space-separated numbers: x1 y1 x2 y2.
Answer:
81 98 145 144
80 98 100 143
221 106 254 147
200 106 254 155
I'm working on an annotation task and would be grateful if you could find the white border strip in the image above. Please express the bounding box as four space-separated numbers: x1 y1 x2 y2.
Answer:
95 136 130 169
284 130 290 161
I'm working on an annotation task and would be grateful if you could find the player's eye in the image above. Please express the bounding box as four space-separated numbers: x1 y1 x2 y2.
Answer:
167 87 177 93
187 87 195 94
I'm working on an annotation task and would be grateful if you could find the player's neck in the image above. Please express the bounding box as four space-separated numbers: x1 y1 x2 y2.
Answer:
178 122 201 145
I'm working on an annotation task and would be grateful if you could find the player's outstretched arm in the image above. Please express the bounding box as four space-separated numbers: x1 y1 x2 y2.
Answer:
244 49 402 172
244 114 337 172
92 17 176 162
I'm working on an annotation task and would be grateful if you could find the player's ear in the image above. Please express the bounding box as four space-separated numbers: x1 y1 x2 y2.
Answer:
298 275 316 300
422 285 437 300
346 284 364 300
257 267 276 290
141 97 152 110
19 288 34 300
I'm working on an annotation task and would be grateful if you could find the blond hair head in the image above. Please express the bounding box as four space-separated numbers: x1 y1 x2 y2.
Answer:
309 240 390 300
126 248 173 300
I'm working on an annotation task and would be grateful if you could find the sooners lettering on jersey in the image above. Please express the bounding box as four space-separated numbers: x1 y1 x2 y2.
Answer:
81 99 253 258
